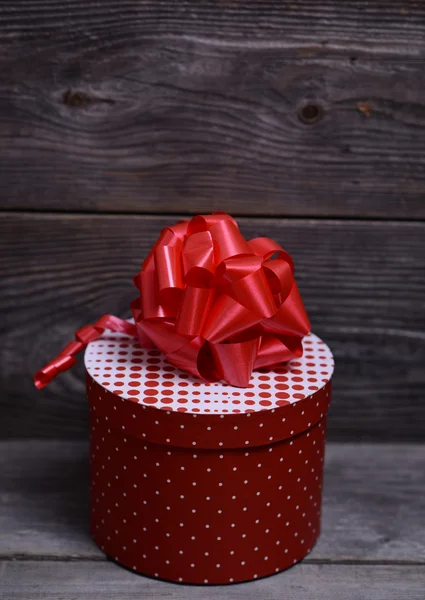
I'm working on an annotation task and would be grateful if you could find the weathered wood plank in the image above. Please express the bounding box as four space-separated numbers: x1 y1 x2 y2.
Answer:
1 561 425 600
2 1 425 50
1 213 425 440
1 2 425 216
1 441 425 561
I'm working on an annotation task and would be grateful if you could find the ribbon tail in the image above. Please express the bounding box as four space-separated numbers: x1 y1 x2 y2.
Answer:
34 352 79 390
33 315 137 389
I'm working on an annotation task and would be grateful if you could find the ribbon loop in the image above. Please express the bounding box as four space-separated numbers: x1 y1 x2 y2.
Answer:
211 338 259 388
262 283 310 338
249 237 295 273
262 259 293 298
175 286 215 337
202 294 262 344
182 231 216 287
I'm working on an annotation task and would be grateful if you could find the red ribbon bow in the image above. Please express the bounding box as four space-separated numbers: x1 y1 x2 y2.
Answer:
34 213 310 389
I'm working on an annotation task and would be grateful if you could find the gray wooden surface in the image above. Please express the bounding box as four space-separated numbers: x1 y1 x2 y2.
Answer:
2 2 425 217
2 562 425 600
2 213 425 441
0 440 424 599
2 441 425 561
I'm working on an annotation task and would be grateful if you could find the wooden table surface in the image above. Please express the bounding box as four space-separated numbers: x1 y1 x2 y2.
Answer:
1 440 424 599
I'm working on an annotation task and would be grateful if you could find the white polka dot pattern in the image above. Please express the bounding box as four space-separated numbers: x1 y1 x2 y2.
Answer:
89 411 327 585
86 331 334 584
85 332 334 414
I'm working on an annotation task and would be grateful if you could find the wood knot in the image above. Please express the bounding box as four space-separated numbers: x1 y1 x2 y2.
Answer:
63 89 93 107
357 101 373 117
62 89 115 107
298 104 324 125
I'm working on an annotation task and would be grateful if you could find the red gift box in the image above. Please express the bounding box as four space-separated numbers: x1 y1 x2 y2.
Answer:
86 329 334 584
34 212 334 584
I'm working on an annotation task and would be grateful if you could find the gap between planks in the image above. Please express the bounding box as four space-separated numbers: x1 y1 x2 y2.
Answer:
2 209 425 225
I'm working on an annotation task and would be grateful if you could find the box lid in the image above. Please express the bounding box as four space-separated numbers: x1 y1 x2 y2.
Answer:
85 332 333 449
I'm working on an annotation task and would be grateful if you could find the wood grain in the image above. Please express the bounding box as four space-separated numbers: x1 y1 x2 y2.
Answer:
2 1 425 49
2 561 425 600
2 441 425 562
1 213 425 440
1 2 425 216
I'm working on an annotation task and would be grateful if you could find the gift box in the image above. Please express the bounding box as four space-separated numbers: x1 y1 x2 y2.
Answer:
85 329 333 584
34 212 334 584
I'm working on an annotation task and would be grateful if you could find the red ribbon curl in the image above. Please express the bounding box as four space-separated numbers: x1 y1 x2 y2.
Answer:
34 316 137 389
34 212 310 389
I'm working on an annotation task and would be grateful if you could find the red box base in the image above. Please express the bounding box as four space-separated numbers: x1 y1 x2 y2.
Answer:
89 404 327 584
86 331 333 584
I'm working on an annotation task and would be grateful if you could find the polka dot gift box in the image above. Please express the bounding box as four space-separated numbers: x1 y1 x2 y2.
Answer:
35 212 334 584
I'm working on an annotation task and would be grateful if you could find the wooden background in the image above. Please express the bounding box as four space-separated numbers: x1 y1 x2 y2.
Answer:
1 0 425 441
2 3 425 598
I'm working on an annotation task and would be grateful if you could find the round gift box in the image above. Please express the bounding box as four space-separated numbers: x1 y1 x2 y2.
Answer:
85 331 334 584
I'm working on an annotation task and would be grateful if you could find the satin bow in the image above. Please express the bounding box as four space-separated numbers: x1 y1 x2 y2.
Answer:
131 212 310 387
34 212 310 389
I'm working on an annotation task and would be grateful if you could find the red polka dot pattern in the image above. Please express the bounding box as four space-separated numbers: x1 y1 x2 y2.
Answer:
85 332 334 414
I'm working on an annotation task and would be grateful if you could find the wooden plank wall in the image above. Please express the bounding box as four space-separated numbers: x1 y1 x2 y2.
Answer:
1 1 424 440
